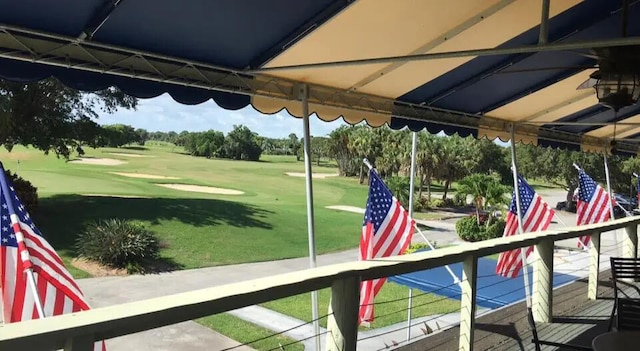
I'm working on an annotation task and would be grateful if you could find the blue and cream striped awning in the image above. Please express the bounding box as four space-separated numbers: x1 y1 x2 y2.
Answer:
1 0 639 153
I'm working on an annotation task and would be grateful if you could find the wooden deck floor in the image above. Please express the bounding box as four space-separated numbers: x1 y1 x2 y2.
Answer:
399 271 618 351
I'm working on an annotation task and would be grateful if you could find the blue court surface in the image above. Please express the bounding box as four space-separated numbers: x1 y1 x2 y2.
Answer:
388 256 579 309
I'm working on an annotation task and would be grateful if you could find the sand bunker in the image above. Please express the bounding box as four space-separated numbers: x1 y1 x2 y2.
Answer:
108 152 152 158
81 193 151 199
69 158 126 166
110 172 180 180
155 183 244 195
326 205 365 214
285 172 338 179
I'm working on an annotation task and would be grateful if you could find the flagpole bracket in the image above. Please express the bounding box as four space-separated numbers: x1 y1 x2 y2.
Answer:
363 158 374 171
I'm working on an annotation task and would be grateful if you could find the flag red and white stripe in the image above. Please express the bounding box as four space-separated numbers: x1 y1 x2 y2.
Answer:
358 170 415 324
576 169 611 247
0 168 105 351
497 175 554 278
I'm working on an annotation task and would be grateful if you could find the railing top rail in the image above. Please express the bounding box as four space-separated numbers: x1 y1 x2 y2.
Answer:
1 217 638 350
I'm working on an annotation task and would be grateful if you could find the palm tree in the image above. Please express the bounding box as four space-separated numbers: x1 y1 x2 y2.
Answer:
349 127 377 184
415 133 441 200
484 180 510 225
456 173 507 225
385 176 411 208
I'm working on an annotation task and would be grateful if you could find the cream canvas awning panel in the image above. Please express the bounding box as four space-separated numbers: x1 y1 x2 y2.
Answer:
587 114 640 140
487 69 597 121
263 0 502 92
356 0 580 97
262 0 580 99
525 95 599 124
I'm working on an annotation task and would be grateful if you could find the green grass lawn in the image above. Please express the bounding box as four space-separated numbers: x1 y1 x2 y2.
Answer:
196 314 304 351
261 282 460 330
2 144 368 271
0 144 506 343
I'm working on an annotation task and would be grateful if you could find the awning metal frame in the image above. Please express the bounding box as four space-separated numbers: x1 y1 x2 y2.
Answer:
0 23 638 154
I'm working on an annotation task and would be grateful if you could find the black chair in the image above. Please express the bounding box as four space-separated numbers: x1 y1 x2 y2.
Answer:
616 298 640 331
609 257 640 331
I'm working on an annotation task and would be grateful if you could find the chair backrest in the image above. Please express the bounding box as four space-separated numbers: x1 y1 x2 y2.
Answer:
617 298 640 331
610 257 640 281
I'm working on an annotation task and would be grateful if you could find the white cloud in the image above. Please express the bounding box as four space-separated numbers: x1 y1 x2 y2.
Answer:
96 94 346 138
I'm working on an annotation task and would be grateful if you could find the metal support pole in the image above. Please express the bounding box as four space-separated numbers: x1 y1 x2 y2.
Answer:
634 173 640 210
603 151 621 257
299 84 321 351
406 131 418 343
538 0 550 45
509 125 533 309
408 131 418 219
603 152 616 221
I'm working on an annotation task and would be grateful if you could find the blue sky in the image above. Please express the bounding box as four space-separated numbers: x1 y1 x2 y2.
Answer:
96 93 510 147
96 93 347 138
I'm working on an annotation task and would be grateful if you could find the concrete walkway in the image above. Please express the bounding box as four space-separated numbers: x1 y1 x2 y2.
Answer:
77 221 464 351
76 188 628 351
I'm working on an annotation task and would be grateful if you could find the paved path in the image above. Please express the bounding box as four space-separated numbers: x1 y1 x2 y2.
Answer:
76 188 629 350
77 220 464 351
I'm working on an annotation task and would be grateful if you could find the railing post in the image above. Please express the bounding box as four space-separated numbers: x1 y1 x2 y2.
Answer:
326 276 360 351
533 238 554 322
459 255 478 351
588 232 601 300
64 335 94 351
623 223 638 259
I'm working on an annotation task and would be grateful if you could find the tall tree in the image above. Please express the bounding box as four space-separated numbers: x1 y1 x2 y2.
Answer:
222 125 263 161
349 126 382 184
436 135 473 199
288 133 301 160
328 126 359 176
0 78 137 158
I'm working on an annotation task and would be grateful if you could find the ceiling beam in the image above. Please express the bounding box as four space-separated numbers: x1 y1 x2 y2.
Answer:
253 36 640 73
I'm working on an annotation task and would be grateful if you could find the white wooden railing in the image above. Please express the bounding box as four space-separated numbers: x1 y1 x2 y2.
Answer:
0 217 638 351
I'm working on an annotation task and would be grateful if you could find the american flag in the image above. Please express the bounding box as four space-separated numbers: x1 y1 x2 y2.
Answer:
496 175 554 278
0 168 105 350
358 170 415 324
576 169 611 247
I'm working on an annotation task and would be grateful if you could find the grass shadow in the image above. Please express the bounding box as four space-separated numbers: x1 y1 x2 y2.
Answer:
120 146 149 151
139 256 184 274
34 195 274 254
531 184 563 190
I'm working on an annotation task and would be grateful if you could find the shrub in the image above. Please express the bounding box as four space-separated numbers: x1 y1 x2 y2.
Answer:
441 198 457 208
429 198 445 208
75 219 159 271
5 170 38 212
456 215 506 242
404 242 430 254
418 196 430 209
413 197 424 212
452 193 467 207
484 219 506 240
456 216 482 242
